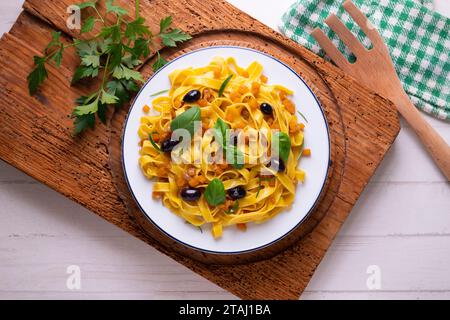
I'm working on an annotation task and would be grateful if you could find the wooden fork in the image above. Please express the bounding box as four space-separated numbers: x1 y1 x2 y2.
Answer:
312 0 450 180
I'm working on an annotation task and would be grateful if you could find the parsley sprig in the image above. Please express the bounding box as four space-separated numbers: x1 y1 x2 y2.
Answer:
27 0 191 135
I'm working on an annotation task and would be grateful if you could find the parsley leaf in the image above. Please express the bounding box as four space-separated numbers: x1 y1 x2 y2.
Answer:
73 113 96 135
51 48 64 67
125 17 151 40
160 29 192 47
105 0 128 16
27 56 48 95
45 31 62 52
100 90 119 104
113 64 144 82
159 16 172 33
107 79 139 107
107 42 123 69
152 51 167 72
73 96 99 116
76 1 97 10
75 40 98 57
27 0 190 135
122 54 141 69
107 79 129 105
81 54 100 68
100 25 121 42
81 16 96 34
71 65 99 84
132 38 151 58
97 101 107 124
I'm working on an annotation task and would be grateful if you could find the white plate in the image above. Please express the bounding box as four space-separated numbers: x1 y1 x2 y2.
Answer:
122 46 330 254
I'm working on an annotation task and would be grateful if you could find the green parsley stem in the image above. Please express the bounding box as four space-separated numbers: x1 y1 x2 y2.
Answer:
100 53 112 91
93 7 105 23
136 0 140 18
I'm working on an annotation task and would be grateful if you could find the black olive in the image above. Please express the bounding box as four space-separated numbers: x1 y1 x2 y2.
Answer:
183 90 201 103
269 158 286 172
160 138 180 153
228 186 246 200
181 187 201 201
260 102 273 115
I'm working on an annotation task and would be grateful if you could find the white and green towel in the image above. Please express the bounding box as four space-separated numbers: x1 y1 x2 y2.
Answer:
280 0 450 120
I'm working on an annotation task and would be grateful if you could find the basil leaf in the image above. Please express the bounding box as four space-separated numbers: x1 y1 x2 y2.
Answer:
213 118 229 144
272 132 291 162
213 118 244 169
227 146 244 169
170 106 201 136
218 74 233 97
205 178 226 206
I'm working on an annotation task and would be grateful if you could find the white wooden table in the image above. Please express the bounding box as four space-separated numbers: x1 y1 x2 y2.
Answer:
0 0 449 300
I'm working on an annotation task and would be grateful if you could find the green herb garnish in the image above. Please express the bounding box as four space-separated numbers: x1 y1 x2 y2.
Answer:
213 118 244 169
225 200 239 214
205 178 226 206
170 106 201 136
152 51 168 72
214 118 229 143
256 175 275 198
297 110 308 123
27 0 191 135
226 146 244 169
150 89 170 97
272 131 291 162
218 74 233 97
148 133 162 152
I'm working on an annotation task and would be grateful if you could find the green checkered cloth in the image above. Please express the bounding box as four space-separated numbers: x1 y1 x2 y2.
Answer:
280 0 450 120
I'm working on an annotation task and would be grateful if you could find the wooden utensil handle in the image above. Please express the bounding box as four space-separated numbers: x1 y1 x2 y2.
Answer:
394 91 450 181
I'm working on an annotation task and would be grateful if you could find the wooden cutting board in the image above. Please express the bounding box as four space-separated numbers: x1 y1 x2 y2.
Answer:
0 0 400 299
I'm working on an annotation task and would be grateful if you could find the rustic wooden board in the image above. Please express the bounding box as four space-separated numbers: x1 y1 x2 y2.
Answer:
0 0 400 299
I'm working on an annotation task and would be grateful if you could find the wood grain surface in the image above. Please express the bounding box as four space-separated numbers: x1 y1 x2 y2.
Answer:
0 0 401 299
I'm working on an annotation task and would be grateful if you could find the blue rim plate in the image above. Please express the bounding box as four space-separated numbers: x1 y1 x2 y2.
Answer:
122 46 331 255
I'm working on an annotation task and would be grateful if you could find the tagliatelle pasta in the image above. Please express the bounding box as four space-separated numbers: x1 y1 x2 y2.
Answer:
137 56 308 238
